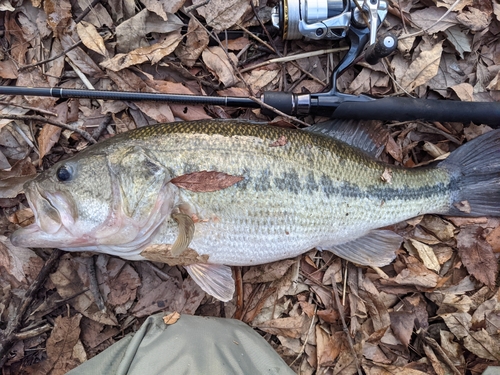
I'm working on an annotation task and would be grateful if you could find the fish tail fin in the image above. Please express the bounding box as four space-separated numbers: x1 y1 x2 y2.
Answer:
439 129 500 217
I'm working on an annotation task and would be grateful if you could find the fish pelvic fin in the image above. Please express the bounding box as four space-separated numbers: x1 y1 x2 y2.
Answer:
439 129 500 217
185 263 235 302
322 230 402 267
170 213 195 256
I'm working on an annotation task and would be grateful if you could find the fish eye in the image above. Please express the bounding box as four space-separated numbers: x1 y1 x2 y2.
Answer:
56 165 73 182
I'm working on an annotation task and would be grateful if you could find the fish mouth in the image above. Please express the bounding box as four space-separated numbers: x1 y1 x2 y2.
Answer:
10 184 77 248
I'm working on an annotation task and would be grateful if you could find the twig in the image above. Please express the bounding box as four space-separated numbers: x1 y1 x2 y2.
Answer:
18 41 82 72
183 0 210 14
399 0 462 40
240 47 349 73
91 112 112 140
416 121 461 145
84 256 106 312
17 0 103 72
421 333 462 375
352 0 371 30
236 22 329 88
290 305 317 367
371 266 389 279
65 57 105 109
12 123 38 154
0 114 97 144
233 266 244 320
236 23 276 55
0 101 57 116
332 276 362 375
249 97 310 127
0 249 63 367
74 0 103 24
13 324 52 341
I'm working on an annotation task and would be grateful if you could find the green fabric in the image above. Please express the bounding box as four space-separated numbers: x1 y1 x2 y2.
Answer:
68 313 295 375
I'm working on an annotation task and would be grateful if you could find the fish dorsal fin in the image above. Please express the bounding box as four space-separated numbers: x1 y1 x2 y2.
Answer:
184 263 235 302
304 119 390 159
171 213 195 256
324 230 402 267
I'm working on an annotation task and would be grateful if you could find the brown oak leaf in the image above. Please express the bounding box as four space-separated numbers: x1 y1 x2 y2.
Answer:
456 226 498 288
170 171 244 192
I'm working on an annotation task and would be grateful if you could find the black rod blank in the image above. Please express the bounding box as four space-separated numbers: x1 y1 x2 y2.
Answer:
0 86 260 108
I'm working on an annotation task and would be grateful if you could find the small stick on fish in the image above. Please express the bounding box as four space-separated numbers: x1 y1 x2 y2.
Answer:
233 266 244 320
0 249 63 368
0 114 97 144
332 275 363 375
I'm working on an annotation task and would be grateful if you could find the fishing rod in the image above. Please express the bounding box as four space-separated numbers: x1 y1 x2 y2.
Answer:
1 0 499 126
1 86 498 126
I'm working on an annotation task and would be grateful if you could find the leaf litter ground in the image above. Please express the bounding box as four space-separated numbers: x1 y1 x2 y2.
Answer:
0 0 500 374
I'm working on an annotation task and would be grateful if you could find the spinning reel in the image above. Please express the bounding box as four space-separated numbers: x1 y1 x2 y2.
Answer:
272 0 398 77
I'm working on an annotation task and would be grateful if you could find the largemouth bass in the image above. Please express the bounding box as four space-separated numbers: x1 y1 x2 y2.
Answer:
10 120 500 301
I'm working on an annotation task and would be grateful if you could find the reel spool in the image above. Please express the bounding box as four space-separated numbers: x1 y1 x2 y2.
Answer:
271 0 388 41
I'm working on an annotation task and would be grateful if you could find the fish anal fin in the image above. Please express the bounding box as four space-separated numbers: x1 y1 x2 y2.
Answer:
171 213 195 256
185 263 235 302
324 230 402 267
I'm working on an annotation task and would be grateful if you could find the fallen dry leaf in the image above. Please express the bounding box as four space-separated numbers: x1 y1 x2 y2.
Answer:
401 41 443 91
258 315 310 339
175 17 209 68
410 7 458 34
50 256 118 326
202 46 239 87
456 8 491 31
380 168 392 184
316 327 343 367
456 226 498 288
0 60 18 79
163 311 181 325
45 314 84 374
170 171 244 192
101 31 183 72
269 135 288 147
0 235 43 283
44 0 72 37
196 0 250 31
242 259 296 284
76 21 109 58
463 329 500 361
405 239 440 273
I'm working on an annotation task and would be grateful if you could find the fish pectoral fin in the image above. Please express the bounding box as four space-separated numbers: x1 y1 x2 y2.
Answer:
325 230 402 267
184 263 235 302
170 213 195 256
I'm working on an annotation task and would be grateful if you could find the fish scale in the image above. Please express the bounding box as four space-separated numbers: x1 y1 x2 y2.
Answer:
142 121 451 265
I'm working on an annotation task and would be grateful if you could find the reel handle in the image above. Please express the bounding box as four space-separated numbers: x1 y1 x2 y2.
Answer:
364 33 398 65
